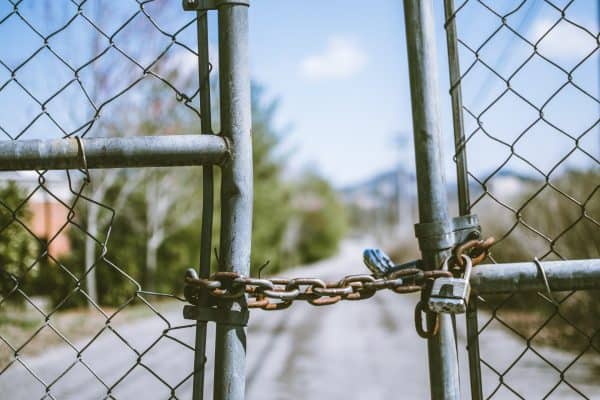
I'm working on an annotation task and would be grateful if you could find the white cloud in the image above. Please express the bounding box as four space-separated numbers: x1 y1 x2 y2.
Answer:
169 51 197 78
300 36 368 80
531 18 596 60
165 42 219 81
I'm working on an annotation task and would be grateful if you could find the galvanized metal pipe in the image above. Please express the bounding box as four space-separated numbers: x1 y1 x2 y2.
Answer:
0 135 229 170
214 2 252 400
465 299 483 400
192 10 215 400
442 1 481 398
472 259 600 294
403 1 460 399
443 0 470 217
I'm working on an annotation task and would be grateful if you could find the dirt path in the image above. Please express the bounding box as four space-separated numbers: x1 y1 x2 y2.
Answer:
1 241 597 399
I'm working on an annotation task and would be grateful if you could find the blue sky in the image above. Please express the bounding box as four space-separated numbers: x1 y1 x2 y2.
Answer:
246 0 599 187
248 0 409 186
0 0 598 188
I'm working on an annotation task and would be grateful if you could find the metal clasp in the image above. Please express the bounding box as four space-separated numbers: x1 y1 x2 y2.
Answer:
183 0 250 11
414 214 481 253
183 305 249 326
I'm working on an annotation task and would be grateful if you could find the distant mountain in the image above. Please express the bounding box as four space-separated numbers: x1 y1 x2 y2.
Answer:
339 167 417 211
338 167 417 239
338 166 535 236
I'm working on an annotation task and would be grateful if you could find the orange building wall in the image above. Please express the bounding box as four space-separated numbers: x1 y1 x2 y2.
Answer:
29 202 71 258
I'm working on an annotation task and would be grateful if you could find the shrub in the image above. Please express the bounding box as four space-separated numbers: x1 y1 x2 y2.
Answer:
0 182 37 304
479 169 599 349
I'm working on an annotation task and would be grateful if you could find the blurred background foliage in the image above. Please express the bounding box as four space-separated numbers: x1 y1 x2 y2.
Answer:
0 1 595 355
0 82 348 309
0 182 37 300
477 169 600 349
290 173 347 265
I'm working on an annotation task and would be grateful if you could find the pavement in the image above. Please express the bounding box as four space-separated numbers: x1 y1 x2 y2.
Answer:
1 240 598 399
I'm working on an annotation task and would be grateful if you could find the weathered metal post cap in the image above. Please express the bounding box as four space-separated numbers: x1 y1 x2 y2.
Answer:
182 0 250 11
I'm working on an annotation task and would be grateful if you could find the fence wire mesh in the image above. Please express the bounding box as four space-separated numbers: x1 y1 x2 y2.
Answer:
2 0 600 399
445 0 599 398
0 1 208 398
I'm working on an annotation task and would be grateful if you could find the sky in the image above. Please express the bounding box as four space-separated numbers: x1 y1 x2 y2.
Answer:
245 0 599 187
247 0 409 187
0 0 598 189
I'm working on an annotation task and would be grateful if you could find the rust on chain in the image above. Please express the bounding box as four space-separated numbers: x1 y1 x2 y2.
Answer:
183 263 454 311
209 272 246 298
388 268 422 279
247 296 270 308
261 299 294 310
344 290 376 301
392 285 422 294
308 293 342 306
453 236 495 268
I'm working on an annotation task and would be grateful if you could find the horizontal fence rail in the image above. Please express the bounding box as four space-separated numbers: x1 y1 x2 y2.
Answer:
472 259 600 293
0 135 229 170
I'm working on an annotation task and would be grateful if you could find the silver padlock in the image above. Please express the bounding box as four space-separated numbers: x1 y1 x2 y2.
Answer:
428 255 472 314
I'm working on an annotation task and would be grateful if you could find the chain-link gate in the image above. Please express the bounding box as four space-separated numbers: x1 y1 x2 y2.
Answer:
0 0 599 399
443 1 600 399
0 0 249 398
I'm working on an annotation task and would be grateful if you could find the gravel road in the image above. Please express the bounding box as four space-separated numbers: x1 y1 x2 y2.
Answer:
1 241 598 399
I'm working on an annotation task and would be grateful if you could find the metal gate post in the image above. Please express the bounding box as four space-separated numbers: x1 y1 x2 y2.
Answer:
214 2 253 400
192 9 215 400
443 0 483 399
403 1 461 399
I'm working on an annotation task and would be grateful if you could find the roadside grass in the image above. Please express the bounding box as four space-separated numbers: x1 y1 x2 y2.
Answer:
0 297 180 368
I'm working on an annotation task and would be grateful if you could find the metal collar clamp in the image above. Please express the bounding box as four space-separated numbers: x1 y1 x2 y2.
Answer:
414 214 480 253
183 305 249 327
183 0 250 11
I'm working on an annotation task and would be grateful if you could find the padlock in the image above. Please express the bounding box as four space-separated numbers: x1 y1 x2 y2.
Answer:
428 254 472 314
363 248 422 278
363 248 396 278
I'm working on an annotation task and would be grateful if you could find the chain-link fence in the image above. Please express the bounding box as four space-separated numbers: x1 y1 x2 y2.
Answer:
444 0 599 398
0 1 210 398
1 1 599 399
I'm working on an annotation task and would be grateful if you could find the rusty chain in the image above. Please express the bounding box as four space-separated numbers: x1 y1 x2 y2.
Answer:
184 237 494 341
184 267 452 310
184 237 494 312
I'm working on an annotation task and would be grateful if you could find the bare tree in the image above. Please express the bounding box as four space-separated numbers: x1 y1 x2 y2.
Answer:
135 56 202 290
37 1 185 304
141 168 198 290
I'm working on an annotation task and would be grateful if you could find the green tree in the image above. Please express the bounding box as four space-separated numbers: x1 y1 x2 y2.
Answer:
291 172 348 264
212 86 347 274
0 182 37 303
248 86 294 274
40 83 347 308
